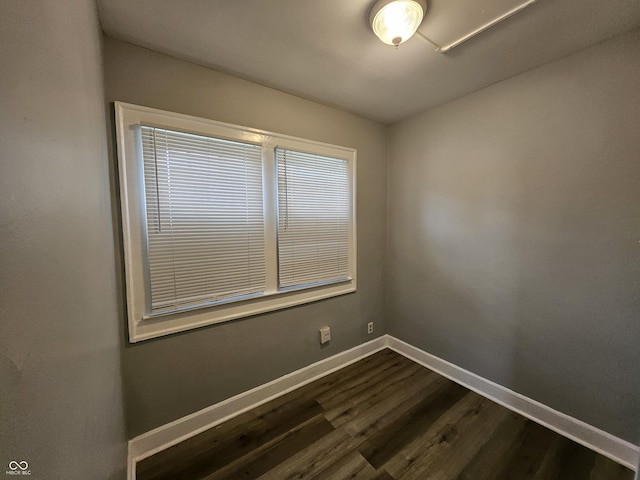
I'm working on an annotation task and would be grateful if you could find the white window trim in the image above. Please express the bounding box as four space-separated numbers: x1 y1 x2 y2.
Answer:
115 102 357 342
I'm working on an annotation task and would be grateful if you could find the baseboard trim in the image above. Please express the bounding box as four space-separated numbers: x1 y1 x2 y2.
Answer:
127 335 388 479
386 335 639 471
127 334 638 478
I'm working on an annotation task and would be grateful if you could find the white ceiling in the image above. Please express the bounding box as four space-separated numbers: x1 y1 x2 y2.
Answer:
97 0 640 124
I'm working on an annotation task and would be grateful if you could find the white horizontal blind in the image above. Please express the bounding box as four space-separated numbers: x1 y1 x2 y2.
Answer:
141 126 265 313
276 148 350 288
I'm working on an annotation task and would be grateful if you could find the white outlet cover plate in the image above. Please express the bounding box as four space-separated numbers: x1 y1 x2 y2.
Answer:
319 326 331 344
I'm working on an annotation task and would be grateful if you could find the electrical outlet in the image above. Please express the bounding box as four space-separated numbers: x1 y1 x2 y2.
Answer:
319 326 331 344
367 322 374 334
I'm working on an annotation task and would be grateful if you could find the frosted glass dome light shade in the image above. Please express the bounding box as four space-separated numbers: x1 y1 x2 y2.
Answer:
370 0 427 46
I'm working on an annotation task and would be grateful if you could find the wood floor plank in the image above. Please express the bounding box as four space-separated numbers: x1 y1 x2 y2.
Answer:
202 414 335 480
255 429 361 480
493 421 562 480
589 452 636 480
294 349 401 401
343 372 450 439
529 434 567 480
553 439 597 480
326 362 436 430
453 411 530 480
317 355 420 411
137 394 325 479
308 450 380 480
395 397 508 480
382 392 494 479
358 380 469 469
370 470 395 480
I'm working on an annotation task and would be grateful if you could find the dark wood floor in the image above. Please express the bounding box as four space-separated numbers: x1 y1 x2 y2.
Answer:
137 349 634 480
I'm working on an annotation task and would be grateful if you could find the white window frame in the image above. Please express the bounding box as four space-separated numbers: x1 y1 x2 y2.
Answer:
115 102 357 342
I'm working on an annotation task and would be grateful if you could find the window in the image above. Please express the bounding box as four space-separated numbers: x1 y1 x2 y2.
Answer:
276 148 351 289
141 127 266 314
115 103 356 342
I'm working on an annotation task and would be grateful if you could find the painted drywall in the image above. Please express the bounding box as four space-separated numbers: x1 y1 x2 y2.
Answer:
387 28 640 444
103 38 388 437
0 0 127 478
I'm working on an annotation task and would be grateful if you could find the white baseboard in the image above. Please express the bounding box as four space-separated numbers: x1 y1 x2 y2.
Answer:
386 335 639 471
127 334 638 479
127 335 388 479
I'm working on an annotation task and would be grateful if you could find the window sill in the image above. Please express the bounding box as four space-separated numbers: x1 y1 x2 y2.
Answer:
130 280 356 342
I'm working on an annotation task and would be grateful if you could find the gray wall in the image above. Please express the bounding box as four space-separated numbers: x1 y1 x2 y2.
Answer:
388 29 640 444
103 38 388 437
0 1 127 479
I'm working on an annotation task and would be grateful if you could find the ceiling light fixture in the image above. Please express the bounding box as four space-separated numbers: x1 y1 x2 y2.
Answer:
370 0 538 52
370 0 427 47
